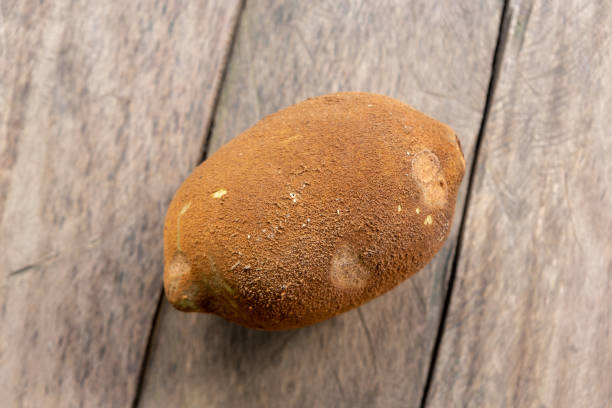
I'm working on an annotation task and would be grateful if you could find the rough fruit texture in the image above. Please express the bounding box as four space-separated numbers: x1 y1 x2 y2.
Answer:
163 92 465 330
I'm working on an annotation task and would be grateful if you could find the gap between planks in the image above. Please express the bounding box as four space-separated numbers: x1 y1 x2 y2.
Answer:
419 1 512 406
130 1 246 407
200 0 247 165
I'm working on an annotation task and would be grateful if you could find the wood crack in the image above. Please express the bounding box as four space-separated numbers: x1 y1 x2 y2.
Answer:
419 1 512 406
130 1 247 407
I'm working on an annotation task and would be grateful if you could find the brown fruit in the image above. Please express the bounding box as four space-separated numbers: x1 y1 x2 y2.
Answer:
163 92 465 330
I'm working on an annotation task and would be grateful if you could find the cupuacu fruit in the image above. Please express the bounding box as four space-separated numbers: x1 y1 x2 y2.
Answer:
163 92 465 330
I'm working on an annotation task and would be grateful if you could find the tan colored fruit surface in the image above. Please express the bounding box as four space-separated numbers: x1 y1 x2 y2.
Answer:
164 92 465 330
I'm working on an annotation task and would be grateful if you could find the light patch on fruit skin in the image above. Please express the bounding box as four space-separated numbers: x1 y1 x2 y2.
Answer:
165 251 195 310
212 189 227 198
165 252 242 314
330 245 369 290
411 150 448 209
397 204 402 212
412 150 440 183
416 207 421 214
179 202 192 215
424 215 433 225
176 202 192 251
281 134 301 144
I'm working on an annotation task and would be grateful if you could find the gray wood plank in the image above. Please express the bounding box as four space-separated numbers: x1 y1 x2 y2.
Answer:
0 1 242 406
427 1 612 407
139 0 503 407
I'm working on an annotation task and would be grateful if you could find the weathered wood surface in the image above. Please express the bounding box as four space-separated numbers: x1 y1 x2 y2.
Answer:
427 1 612 407
139 0 502 406
0 0 241 406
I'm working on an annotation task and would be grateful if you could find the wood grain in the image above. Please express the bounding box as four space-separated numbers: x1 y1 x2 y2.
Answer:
427 1 612 407
139 0 503 406
0 0 241 406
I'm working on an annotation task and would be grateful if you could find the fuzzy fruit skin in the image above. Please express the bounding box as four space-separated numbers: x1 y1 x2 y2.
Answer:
163 92 465 330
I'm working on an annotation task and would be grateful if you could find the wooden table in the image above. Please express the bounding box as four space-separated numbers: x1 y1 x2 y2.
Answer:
1 1 610 406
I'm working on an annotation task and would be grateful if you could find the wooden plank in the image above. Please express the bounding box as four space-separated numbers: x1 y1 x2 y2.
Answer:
0 1 241 406
427 1 612 407
138 1 503 406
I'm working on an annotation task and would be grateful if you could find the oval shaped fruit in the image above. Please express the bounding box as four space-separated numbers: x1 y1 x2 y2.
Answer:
163 92 465 330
